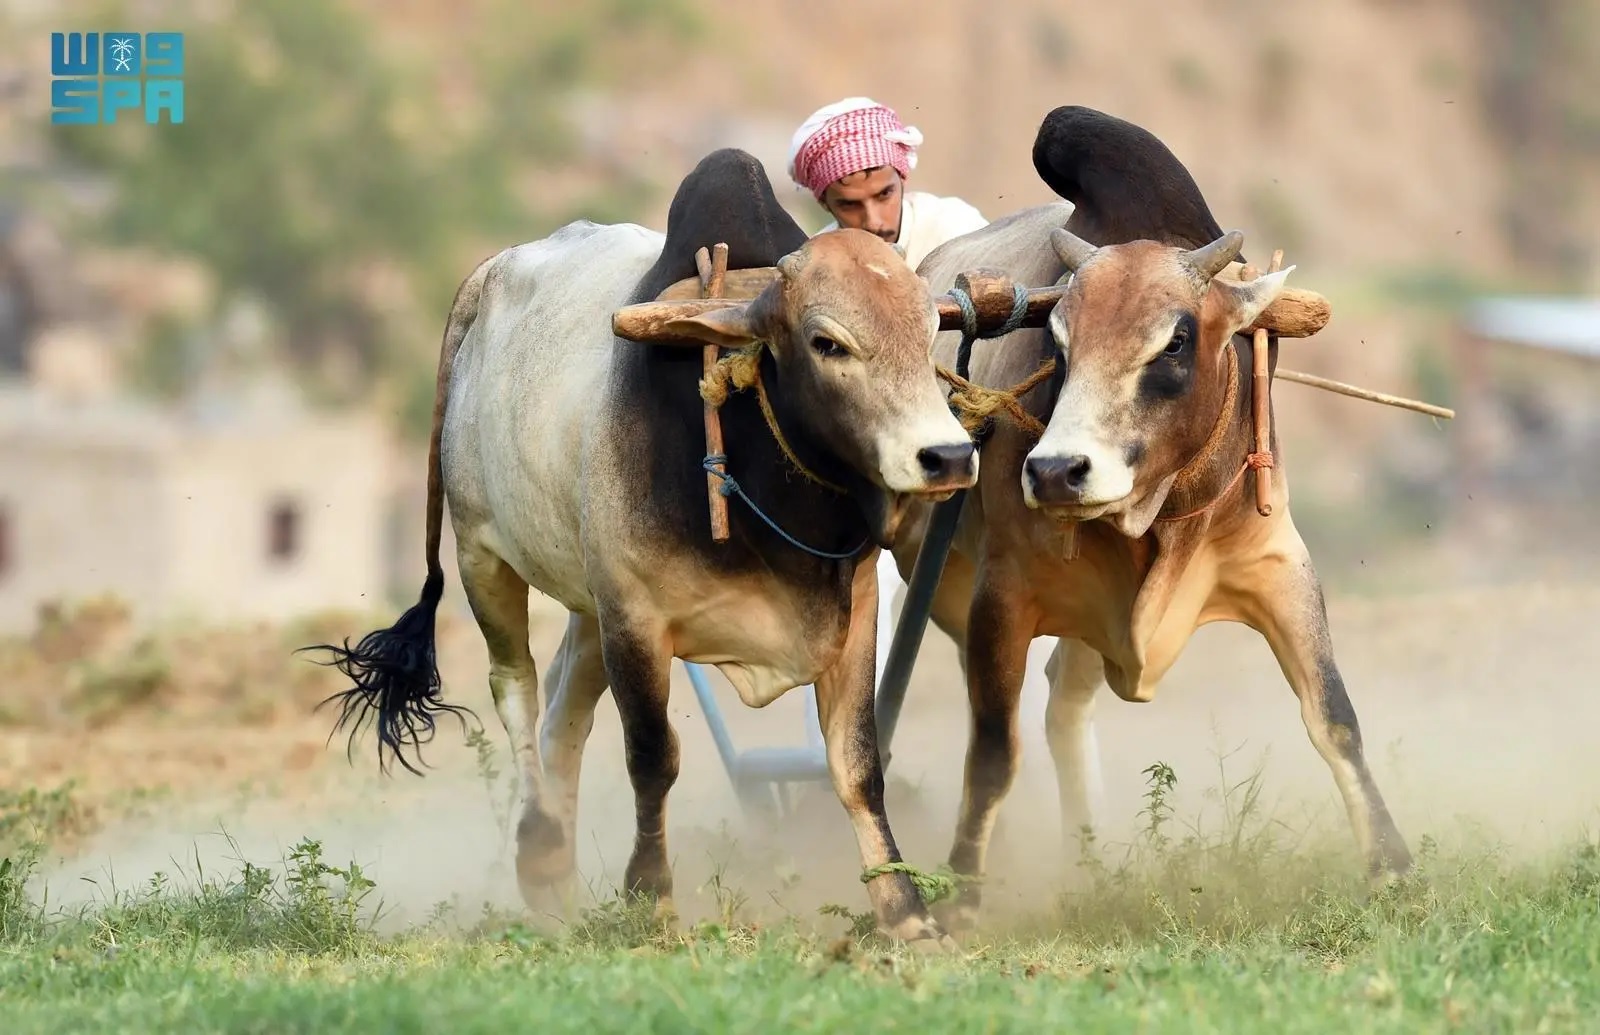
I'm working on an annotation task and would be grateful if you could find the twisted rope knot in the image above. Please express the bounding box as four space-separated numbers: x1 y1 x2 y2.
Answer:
697 341 844 494
940 283 1055 441
698 344 763 408
1247 451 1275 470
701 453 737 497
937 359 1056 437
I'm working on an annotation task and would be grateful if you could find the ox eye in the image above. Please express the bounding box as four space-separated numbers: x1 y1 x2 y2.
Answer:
811 335 846 358
1163 329 1189 356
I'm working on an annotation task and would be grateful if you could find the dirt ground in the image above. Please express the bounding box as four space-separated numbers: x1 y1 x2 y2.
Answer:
9 538 1600 935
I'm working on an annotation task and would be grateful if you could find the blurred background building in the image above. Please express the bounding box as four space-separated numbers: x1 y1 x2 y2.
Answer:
1 0 1597 633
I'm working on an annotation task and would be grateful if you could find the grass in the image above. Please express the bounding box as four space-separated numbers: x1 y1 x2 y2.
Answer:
3 768 1599 1033
1 594 367 732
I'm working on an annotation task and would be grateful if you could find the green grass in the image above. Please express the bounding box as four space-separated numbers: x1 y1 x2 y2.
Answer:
3 774 1598 1033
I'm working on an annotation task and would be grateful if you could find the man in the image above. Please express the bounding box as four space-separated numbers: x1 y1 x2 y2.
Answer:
786 97 989 272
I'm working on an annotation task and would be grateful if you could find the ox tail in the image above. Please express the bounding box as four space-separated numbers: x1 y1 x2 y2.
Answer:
298 258 494 777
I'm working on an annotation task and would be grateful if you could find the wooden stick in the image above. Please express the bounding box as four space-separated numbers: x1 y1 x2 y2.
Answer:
697 243 732 542
1250 249 1284 517
613 271 1332 344
1274 368 1456 419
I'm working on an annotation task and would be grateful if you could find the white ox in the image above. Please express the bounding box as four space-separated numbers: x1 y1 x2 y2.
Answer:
304 149 980 950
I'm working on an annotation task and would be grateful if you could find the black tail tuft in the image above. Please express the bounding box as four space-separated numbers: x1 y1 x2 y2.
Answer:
297 569 478 777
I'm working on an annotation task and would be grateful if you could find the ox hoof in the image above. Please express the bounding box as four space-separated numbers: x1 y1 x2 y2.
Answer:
1368 862 1415 893
515 846 575 897
515 811 575 884
905 933 962 957
648 894 681 929
931 900 981 938
519 874 583 930
516 841 573 878
1367 840 1416 889
882 914 957 954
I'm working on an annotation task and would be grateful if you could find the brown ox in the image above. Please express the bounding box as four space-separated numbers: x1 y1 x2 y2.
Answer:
892 107 1413 932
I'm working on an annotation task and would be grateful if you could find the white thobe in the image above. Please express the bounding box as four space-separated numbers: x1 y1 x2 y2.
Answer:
816 190 990 273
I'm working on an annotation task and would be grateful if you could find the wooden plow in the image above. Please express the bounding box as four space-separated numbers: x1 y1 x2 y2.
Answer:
612 242 1454 822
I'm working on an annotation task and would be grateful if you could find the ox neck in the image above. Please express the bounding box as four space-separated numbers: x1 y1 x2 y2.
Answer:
700 346 874 561
1154 337 1253 524
751 345 848 495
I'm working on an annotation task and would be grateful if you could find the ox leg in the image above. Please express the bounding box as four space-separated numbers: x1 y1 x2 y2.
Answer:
941 571 1035 934
815 571 954 952
528 611 610 893
1043 637 1105 869
926 552 976 662
596 612 680 920
1245 540 1413 882
455 546 567 907
907 537 977 664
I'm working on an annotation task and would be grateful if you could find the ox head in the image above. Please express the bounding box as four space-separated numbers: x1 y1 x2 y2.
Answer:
662 228 979 543
1024 228 1294 536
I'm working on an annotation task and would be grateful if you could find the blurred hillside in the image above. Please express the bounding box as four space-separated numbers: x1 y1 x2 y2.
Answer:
0 0 1597 626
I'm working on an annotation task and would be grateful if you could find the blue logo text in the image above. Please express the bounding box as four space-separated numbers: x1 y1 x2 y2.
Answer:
50 31 184 125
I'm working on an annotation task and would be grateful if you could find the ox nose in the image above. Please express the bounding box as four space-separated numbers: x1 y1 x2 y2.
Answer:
916 442 976 483
1025 454 1092 503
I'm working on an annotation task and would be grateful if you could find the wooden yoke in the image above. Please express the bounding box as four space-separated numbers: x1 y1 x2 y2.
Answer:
694 243 732 542
614 263 1334 345
1240 249 1286 517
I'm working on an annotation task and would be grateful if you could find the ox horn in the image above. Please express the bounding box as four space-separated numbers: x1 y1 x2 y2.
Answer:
776 250 805 281
1049 227 1098 273
1183 230 1246 281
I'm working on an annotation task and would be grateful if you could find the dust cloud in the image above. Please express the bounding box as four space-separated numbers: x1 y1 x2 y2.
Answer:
33 556 1600 939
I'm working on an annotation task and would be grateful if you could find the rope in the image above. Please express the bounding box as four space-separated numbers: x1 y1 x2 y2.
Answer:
950 283 1031 378
701 454 868 561
699 343 846 494
1154 342 1277 524
941 283 1054 441
937 359 1055 437
860 861 980 906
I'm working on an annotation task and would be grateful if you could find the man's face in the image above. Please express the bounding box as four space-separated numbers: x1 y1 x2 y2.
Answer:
821 166 904 243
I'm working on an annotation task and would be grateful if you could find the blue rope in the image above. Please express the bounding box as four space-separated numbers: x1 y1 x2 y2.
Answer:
950 283 1030 379
952 289 979 378
1000 283 1031 336
702 454 870 561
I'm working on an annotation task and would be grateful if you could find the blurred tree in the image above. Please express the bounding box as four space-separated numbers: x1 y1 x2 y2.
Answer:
1474 0 1600 287
44 0 703 432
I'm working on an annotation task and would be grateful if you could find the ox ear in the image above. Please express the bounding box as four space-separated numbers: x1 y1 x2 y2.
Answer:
1212 265 1297 331
661 302 764 349
1183 230 1246 282
1050 228 1098 273
1047 301 1070 353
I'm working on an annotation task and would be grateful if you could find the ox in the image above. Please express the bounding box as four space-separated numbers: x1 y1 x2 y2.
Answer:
891 106 1414 931
304 149 976 949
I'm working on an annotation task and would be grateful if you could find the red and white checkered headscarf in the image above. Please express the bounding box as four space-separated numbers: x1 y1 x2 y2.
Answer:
787 97 924 199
